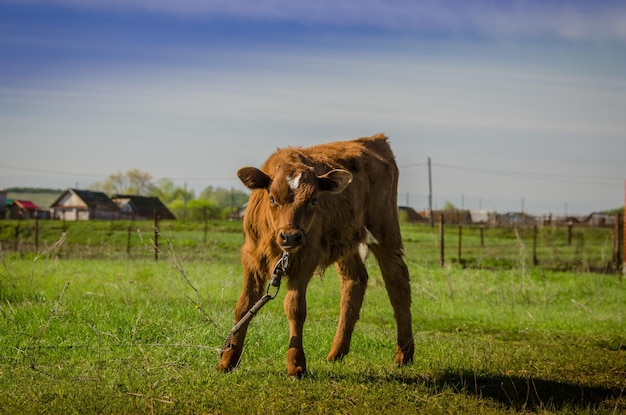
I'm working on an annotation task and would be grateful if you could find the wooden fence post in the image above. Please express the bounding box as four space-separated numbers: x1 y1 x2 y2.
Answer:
457 225 462 266
532 224 538 266
439 214 445 267
567 221 573 246
203 206 208 244
126 225 132 258
14 219 20 251
614 212 623 273
480 225 484 248
35 215 39 252
153 209 159 261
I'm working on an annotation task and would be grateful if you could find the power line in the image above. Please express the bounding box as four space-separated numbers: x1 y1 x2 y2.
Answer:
400 161 622 185
2 162 621 186
399 162 427 168
165 176 237 181
0 164 237 182
0 164 104 178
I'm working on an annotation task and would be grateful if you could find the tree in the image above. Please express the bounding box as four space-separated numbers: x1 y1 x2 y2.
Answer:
150 178 194 205
126 169 153 195
186 199 221 220
443 201 458 211
150 178 176 203
93 169 153 196
199 186 248 211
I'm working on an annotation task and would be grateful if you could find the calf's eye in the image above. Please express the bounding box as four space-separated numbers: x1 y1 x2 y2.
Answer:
310 198 318 207
269 196 276 205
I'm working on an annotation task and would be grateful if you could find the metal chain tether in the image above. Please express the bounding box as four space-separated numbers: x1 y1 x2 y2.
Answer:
221 252 289 353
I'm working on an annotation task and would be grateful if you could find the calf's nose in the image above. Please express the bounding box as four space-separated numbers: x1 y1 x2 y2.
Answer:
279 229 304 248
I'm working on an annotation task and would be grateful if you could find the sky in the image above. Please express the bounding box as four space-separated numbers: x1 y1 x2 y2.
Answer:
1 0 625 215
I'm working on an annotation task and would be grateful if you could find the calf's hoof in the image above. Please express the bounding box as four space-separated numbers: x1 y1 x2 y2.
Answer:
215 362 233 373
395 340 414 366
216 347 240 373
326 351 347 362
287 348 306 379
288 366 306 379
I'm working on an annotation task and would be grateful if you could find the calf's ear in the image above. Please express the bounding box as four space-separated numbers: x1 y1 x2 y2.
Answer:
237 167 271 190
318 169 353 194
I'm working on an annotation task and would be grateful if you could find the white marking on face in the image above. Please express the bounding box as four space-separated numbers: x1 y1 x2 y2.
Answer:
286 173 302 191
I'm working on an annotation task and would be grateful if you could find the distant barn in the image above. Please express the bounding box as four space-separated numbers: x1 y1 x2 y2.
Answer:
9 200 39 220
112 195 176 220
398 206 424 222
50 189 120 220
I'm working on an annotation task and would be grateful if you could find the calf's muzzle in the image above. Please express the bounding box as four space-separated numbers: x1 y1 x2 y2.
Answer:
278 228 304 251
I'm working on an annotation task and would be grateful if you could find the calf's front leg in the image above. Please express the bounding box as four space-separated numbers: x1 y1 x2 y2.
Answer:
283 279 309 378
216 268 265 372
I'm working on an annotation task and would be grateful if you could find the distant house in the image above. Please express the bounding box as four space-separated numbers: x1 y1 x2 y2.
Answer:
9 200 39 219
469 210 497 225
398 206 424 223
229 202 247 220
112 195 176 220
584 212 616 226
496 212 536 227
50 189 120 220
429 209 472 225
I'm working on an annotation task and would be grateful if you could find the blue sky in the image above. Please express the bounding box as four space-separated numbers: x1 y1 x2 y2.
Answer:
1 1 625 215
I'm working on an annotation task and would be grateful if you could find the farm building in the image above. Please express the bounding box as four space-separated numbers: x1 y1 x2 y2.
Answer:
496 212 537 227
429 209 473 225
229 202 247 220
398 206 424 223
8 200 39 219
469 210 497 225
50 189 120 220
112 195 176 220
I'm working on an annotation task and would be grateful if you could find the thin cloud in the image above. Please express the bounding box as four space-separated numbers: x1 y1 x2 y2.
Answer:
3 0 626 41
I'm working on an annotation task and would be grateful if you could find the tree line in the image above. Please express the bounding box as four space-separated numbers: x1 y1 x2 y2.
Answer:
88 169 249 220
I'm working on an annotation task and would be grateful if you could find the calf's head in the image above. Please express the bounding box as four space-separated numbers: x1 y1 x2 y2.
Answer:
237 165 353 252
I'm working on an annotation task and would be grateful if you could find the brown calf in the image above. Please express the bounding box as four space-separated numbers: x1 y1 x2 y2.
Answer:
216 134 414 377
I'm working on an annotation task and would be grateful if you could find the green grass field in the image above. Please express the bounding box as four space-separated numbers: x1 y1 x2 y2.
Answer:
0 220 624 414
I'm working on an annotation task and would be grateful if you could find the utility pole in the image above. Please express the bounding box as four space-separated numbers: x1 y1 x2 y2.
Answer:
428 157 433 228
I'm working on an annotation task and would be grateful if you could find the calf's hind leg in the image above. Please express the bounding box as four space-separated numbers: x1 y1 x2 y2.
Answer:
327 253 368 362
370 245 414 365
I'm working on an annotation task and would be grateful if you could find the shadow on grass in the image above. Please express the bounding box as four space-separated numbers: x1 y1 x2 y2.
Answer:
314 367 624 412
428 370 624 412
312 369 626 414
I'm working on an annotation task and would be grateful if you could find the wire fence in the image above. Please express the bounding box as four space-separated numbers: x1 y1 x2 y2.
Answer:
0 216 623 274
415 218 623 274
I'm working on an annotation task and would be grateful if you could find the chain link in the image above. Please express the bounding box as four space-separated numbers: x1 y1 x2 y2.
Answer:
221 251 290 352
267 251 289 297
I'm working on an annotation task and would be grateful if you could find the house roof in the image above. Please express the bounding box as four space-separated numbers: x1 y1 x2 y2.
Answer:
112 195 176 220
13 200 39 210
50 189 120 212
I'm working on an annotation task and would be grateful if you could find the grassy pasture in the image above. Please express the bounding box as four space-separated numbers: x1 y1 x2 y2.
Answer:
0 220 624 414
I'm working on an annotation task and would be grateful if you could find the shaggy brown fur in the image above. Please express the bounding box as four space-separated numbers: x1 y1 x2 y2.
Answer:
216 134 414 377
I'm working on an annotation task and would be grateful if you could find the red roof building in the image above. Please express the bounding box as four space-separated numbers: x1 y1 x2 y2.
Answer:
9 200 39 219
